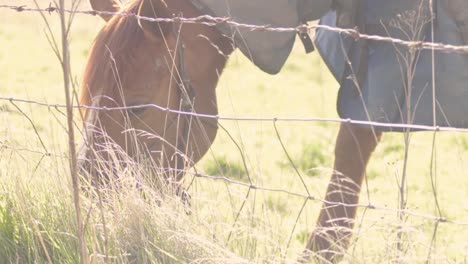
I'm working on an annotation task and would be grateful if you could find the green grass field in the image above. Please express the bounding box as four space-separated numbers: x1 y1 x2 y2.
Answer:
0 1 467 263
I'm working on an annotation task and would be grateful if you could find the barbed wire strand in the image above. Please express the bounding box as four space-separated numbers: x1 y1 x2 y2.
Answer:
2 4 468 54
2 96 468 133
2 137 467 227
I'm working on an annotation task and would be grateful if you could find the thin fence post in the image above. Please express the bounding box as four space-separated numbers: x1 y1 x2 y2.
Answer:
57 0 88 263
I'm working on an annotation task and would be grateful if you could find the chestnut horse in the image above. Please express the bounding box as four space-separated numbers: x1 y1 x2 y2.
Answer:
79 0 234 190
80 0 468 262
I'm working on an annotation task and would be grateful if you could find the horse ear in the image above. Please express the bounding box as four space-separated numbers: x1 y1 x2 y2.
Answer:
137 0 171 41
89 0 122 21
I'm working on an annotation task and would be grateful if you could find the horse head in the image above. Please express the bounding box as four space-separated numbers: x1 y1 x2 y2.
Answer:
79 0 233 188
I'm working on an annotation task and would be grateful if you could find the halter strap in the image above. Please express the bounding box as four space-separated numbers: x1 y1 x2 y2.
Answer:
172 18 196 181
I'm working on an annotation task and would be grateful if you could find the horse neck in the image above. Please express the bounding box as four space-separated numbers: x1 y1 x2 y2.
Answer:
141 0 231 99
80 0 234 114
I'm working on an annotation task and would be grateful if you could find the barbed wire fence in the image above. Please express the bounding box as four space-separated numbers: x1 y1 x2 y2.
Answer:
1 2 468 263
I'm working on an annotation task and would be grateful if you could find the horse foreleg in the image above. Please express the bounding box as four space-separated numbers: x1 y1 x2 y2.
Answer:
305 123 382 261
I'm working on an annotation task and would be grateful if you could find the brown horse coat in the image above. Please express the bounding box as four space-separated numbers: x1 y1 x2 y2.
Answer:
80 0 233 183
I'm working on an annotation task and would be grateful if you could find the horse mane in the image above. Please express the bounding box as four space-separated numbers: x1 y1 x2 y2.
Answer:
80 0 146 118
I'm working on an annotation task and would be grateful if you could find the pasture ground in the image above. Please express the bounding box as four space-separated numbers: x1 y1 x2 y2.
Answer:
0 1 467 263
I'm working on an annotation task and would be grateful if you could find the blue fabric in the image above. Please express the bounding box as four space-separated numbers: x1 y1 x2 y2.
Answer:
315 0 468 130
193 0 332 74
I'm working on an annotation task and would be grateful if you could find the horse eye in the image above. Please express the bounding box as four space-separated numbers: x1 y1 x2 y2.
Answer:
127 105 147 116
